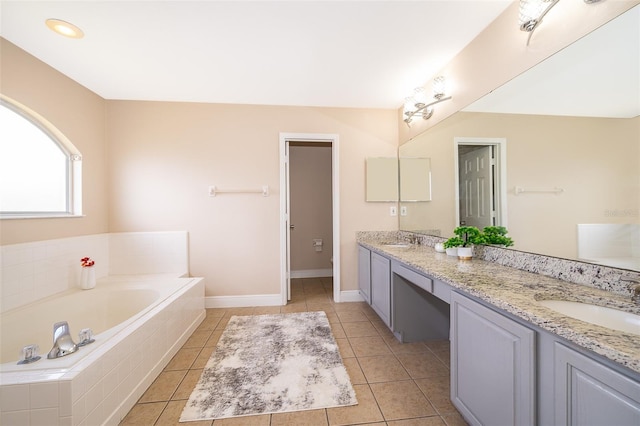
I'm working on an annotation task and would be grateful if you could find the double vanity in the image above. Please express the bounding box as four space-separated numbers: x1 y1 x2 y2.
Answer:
357 234 640 426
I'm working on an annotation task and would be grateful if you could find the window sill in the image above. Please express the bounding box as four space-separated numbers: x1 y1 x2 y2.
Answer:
0 214 85 220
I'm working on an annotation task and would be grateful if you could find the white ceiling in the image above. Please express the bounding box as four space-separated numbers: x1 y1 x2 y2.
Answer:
0 0 513 109
464 5 640 118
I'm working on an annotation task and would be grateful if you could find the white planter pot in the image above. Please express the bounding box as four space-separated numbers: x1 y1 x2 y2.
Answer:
445 247 458 256
457 246 473 260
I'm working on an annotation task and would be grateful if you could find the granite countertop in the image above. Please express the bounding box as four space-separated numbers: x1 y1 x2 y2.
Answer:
358 239 640 375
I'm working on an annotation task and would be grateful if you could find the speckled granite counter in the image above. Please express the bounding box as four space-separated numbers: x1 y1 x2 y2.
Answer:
358 238 640 375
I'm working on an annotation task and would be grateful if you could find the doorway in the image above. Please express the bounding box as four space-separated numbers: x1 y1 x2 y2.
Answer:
454 137 507 229
279 133 340 305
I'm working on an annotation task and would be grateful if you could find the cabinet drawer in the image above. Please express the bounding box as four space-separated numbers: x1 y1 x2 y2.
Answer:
392 261 433 293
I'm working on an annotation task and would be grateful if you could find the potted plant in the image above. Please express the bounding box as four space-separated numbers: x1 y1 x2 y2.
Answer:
443 236 464 256
452 226 485 260
482 226 514 247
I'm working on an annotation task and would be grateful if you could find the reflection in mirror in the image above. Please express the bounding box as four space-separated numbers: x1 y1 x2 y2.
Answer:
399 5 639 271
399 158 431 202
365 157 398 202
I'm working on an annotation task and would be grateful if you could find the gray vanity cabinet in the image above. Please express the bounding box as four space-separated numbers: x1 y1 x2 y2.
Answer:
554 342 640 425
358 245 371 304
370 251 392 327
450 291 536 426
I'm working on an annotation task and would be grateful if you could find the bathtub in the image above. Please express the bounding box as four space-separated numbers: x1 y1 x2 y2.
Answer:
0 275 205 426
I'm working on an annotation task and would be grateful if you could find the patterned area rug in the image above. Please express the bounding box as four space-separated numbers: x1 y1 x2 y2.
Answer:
179 311 357 422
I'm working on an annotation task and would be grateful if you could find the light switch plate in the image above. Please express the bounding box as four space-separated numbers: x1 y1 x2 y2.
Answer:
390 206 397 216
400 206 407 216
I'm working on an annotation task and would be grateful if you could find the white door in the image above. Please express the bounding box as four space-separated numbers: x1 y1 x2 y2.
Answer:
459 146 493 228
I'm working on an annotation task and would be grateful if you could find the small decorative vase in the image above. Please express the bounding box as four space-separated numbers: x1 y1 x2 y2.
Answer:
80 266 96 290
457 246 473 260
434 242 445 253
445 247 458 256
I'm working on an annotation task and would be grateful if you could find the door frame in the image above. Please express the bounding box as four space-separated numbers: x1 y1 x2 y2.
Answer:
453 137 507 229
279 133 340 305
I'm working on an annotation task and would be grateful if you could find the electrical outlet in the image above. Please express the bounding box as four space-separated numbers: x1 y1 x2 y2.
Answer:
400 206 407 216
390 206 397 216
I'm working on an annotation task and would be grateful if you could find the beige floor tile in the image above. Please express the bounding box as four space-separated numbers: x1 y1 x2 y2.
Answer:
164 347 201 371
342 321 379 338
424 340 450 353
332 302 367 313
387 417 447 425
396 352 449 379
414 376 458 415
334 338 355 358
385 338 430 355
183 330 214 348
281 303 309 313
172 369 204 400
205 330 223 347
252 306 283 315
223 307 256 317
215 317 231 330
139 370 187 403
342 357 366 385
348 336 392 357
271 409 328 426
205 308 226 318
441 412 469 426
211 414 271 425
193 345 216 369
336 310 369 323
119 401 166 425
370 380 437 421
330 323 346 339
154 399 201 425
326 384 384 426
197 315 222 332
358 355 410 383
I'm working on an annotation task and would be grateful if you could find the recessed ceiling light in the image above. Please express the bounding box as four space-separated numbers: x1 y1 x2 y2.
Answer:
45 19 84 39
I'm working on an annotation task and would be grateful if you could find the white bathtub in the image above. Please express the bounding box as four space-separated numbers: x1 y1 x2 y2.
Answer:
0 275 205 426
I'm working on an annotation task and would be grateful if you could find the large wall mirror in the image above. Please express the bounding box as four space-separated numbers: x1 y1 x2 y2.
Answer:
399 5 639 271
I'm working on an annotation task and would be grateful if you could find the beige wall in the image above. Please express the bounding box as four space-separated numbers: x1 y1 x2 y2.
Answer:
289 145 333 272
0 38 108 244
105 101 398 297
399 112 640 260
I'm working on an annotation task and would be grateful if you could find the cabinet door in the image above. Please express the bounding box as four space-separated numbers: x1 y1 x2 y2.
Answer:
358 246 371 304
450 291 536 426
554 342 640 426
370 252 391 327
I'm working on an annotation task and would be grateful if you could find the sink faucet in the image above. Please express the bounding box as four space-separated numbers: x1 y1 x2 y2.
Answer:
47 321 78 359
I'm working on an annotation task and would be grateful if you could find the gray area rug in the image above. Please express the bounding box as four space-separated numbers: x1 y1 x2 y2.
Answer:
179 311 357 422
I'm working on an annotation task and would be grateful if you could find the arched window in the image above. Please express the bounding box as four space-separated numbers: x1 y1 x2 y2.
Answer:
0 95 82 218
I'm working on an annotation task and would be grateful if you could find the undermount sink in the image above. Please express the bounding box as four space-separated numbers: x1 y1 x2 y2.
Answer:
383 243 410 248
538 300 640 336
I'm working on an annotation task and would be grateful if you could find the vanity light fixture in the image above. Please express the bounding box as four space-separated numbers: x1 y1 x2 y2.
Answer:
45 19 84 39
403 76 452 127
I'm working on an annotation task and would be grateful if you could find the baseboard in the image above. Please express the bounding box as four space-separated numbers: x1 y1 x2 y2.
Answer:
290 268 333 279
339 290 365 303
205 294 283 308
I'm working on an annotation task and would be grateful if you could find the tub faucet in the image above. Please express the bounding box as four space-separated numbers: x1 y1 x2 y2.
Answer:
629 283 640 304
47 321 78 359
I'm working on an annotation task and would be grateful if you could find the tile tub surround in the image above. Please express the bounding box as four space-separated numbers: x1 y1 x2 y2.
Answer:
1 231 189 313
0 277 205 426
357 237 640 375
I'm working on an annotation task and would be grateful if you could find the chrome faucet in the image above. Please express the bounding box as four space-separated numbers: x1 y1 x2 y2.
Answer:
47 321 78 359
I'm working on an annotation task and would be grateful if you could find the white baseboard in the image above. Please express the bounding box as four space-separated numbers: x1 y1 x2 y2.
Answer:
205 289 363 308
205 294 282 308
339 290 365 303
290 268 333 279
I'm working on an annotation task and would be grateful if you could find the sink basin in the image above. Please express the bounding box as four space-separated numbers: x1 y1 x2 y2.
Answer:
383 243 410 248
538 300 640 336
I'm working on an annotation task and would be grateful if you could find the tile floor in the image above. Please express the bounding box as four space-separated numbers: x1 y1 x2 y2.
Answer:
120 277 468 425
